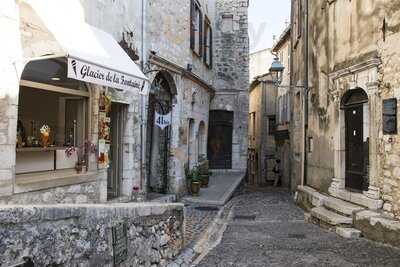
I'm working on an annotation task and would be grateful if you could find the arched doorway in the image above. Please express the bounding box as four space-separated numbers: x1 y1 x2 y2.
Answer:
341 88 369 191
146 72 174 193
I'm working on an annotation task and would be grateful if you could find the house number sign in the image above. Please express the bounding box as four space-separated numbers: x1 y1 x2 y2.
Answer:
155 111 172 130
112 221 128 265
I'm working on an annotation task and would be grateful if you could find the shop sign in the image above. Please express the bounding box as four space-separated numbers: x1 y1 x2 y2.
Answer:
112 221 128 265
155 112 171 130
68 58 143 91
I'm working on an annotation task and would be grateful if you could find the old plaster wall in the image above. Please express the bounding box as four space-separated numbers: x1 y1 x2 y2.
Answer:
249 78 277 185
248 82 262 184
0 203 184 266
249 48 273 82
376 1 400 218
0 2 25 198
290 0 306 191
294 0 400 219
212 0 249 171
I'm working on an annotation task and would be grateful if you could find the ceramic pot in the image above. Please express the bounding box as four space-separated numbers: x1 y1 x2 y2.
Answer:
191 181 201 196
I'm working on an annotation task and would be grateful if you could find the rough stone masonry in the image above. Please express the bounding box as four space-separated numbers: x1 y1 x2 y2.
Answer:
0 203 184 266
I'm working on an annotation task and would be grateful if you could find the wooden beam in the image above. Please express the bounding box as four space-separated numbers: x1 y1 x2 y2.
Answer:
20 80 90 97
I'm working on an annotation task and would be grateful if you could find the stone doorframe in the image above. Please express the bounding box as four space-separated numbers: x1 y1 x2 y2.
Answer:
328 58 384 210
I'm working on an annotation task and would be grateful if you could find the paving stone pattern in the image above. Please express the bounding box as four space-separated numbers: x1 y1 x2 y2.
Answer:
184 205 220 247
198 188 400 267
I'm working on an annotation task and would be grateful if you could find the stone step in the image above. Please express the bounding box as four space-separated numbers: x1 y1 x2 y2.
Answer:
324 196 365 216
336 227 361 239
311 206 353 226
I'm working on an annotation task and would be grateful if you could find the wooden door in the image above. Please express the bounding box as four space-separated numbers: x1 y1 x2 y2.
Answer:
345 105 365 191
208 111 233 169
107 103 125 199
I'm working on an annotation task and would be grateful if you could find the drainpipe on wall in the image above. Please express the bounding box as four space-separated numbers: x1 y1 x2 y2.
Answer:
303 0 309 186
139 0 147 192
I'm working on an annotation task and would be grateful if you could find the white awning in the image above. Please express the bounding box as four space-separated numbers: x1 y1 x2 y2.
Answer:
24 0 148 91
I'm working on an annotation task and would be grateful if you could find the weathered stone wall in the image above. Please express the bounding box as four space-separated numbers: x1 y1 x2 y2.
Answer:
0 180 101 205
376 2 400 219
147 0 215 84
292 0 400 218
212 0 249 171
143 0 215 196
0 203 184 266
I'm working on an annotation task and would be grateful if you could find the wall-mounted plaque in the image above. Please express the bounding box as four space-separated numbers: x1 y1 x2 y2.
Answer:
112 221 128 265
383 98 397 135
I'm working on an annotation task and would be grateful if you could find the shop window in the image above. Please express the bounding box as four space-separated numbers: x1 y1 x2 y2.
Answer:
190 0 203 57
383 98 397 135
16 59 89 175
204 16 213 68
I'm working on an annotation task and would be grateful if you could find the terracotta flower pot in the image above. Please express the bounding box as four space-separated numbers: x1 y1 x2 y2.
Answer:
200 175 209 188
191 181 201 196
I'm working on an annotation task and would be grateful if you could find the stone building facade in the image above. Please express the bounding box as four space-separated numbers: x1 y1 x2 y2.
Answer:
292 0 400 246
0 0 249 204
211 0 249 171
248 75 277 186
272 27 292 189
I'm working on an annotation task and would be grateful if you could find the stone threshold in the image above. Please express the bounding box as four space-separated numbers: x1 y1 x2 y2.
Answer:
330 188 383 210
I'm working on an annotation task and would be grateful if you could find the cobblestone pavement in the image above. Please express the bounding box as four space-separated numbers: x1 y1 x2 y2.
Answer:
184 204 220 247
167 204 221 267
197 188 400 267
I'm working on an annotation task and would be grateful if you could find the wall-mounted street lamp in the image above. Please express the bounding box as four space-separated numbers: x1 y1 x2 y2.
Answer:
269 56 285 86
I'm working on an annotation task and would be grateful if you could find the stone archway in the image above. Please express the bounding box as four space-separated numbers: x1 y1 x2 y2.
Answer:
146 71 176 193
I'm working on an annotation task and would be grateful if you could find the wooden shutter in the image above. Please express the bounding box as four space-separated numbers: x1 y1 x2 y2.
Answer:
190 0 195 50
203 21 208 63
198 8 203 56
209 26 213 68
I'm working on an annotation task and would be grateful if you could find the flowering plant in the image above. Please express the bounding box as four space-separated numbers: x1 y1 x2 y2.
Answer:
40 125 50 135
132 186 140 192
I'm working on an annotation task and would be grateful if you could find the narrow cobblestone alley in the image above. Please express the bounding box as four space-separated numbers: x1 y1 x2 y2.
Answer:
197 188 400 267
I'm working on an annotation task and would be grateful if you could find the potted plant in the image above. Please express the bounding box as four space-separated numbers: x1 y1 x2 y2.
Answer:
190 166 201 196
198 158 210 188
65 140 97 174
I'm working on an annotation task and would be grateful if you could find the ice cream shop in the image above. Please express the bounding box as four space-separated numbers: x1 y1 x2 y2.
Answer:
0 1 148 204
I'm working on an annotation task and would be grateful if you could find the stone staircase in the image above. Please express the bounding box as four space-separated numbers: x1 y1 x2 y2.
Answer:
299 186 365 238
